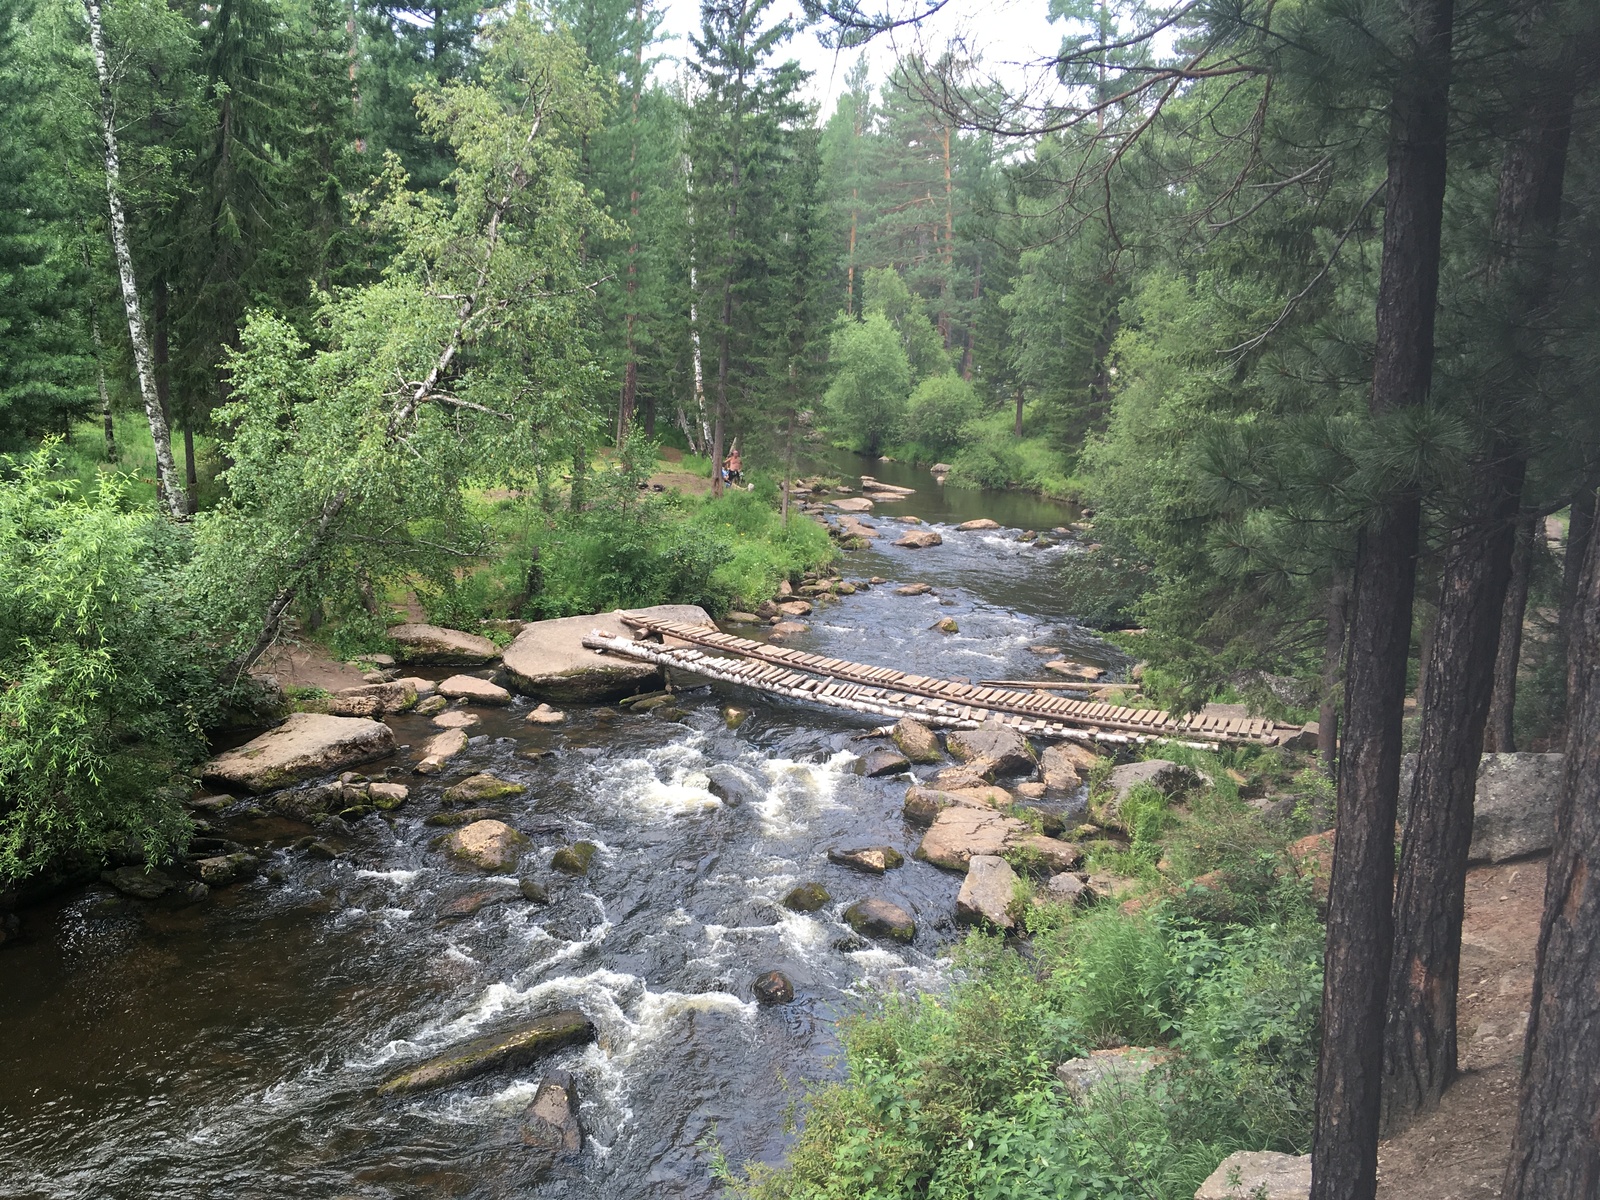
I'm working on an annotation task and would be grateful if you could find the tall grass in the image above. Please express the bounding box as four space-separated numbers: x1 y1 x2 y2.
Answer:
43 412 224 510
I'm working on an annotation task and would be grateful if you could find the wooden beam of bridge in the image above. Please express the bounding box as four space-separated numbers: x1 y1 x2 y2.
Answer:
585 618 1292 748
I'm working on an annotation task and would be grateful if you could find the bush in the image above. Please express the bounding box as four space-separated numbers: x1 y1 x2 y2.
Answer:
0 447 222 881
904 374 981 451
824 312 911 455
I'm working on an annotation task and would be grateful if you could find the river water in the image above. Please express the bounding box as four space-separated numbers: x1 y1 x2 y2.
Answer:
0 457 1117 1199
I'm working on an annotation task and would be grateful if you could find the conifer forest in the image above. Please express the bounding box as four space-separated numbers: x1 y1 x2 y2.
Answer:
0 0 1597 1197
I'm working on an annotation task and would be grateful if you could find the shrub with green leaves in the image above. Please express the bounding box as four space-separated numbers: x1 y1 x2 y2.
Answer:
904 373 981 452
0 447 222 881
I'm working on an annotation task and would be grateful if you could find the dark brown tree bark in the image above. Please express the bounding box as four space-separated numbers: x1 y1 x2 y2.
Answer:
1311 1 1455 1195
1319 573 1350 770
1486 511 1537 752
1502 490 1600 1199
1382 454 1524 1131
1560 479 1595 639
1382 0 1579 1132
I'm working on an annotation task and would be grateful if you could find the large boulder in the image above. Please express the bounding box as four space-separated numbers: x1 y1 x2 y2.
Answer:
1055 1047 1169 1100
830 497 876 513
859 747 911 778
444 820 530 873
203 713 395 794
956 518 1000 531
917 805 1081 873
893 530 943 549
891 717 942 763
1193 1150 1310 1200
387 623 500 666
501 604 711 702
947 721 1036 778
1399 752 1563 863
901 784 1006 826
378 1010 595 1095
956 855 1018 930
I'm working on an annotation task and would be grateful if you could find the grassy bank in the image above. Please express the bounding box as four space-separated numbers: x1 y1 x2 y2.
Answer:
722 746 1328 1200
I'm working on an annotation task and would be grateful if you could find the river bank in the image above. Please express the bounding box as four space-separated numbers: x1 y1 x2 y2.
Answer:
1 480 1117 1197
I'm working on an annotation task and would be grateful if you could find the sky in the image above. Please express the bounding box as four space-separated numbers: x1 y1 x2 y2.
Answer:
650 0 1069 119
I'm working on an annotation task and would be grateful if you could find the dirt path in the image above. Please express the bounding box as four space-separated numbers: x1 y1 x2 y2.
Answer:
252 638 369 693
1375 856 1545 1198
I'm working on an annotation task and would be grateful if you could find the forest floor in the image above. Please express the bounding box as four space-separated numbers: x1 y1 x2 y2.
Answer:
253 638 369 694
647 445 713 497
1375 855 1545 1199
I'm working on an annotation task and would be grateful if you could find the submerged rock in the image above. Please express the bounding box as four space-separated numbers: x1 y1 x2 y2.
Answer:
722 705 751 730
425 806 510 827
783 882 831 912
891 717 942 764
444 820 530 873
827 846 904 874
378 1010 595 1095
203 713 396 794
101 866 175 900
768 620 808 638
843 898 916 942
551 841 598 876
752 970 795 1005
956 855 1018 930
387 622 500 666
526 703 567 725
439 675 513 706
443 773 527 806
437 887 519 920
518 876 551 904
859 747 911 778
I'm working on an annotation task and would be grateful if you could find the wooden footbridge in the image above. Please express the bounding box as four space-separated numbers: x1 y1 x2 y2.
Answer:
582 616 1299 749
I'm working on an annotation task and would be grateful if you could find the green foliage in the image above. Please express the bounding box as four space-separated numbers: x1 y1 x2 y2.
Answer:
0 446 223 881
904 372 981 452
732 897 1323 1200
824 311 911 455
861 266 950 383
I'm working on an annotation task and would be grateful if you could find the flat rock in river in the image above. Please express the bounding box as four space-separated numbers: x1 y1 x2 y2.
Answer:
501 605 711 702
827 846 904 873
830 497 875 512
956 855 1018 930
387 623 500 666
203 712 395 794
893 529 943 549
378 1010 595 1095
957 518 1000 531
917 805 1081 873
438 675 512 705
415 727 469 774
523 1070 584 1158
1040 743 1101 794
443 772 526 805
326 680 418 717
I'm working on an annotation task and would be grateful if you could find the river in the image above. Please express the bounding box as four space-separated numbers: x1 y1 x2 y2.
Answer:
0 456 1118 1199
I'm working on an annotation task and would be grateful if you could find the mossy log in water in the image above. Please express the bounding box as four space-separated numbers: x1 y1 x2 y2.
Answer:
378 1010 595 1095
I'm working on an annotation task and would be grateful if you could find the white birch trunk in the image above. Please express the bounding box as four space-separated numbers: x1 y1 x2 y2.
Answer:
85 0 186 518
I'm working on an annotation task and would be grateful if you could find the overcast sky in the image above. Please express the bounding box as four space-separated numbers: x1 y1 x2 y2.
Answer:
649 0 1068 119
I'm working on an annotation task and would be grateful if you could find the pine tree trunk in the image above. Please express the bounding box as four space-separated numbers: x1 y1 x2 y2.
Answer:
1311 0 1455 1195
1382 454 1524 1132
1560 481 1595 647
617 0 643 447
1486 511 1536 753
1318 573 1349 770
86 0 186 520
183 425 198 512
1382 0 1578 1132
1502 495 1600 1199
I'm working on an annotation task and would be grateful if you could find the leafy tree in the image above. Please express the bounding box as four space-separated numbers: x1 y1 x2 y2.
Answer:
823 310 909 455
194 12 613 671
0 447 222 882
904 370 978 451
